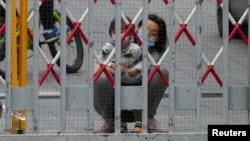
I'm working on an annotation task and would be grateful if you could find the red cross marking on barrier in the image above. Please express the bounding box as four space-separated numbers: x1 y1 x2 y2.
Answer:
229 23 248 45
148 65 169 87
93 46 116 86
65 0 97 44
201 64 223 87
164 0 197 46
217 0 248 45
110 0 151 45
39 63 60 85
93 63 115 86
175 23 196 46
147 49 169 87
67 22 88 44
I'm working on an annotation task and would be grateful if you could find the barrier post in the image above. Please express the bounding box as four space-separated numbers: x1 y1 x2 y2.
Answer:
10 0 28 134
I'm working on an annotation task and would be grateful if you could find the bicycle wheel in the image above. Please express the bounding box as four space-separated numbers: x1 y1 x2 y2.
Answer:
48 11 84 73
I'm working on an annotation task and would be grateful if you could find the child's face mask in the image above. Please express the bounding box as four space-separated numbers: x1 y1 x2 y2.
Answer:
137 32 156 48
111 34 132 48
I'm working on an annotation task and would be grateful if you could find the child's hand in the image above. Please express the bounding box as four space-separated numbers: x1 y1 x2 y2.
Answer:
127 67 140 77
106 66 115 75
120 65 126 74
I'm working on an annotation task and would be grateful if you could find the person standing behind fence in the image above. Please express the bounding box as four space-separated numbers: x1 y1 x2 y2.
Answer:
93 16 143 133
93 14 169 133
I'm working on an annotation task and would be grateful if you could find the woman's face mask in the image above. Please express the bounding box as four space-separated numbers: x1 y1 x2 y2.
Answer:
137 32 156 48
148 39 156 48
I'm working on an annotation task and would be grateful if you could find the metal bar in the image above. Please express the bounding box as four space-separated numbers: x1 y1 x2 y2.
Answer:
222 0 229 124
114 0 121 133
88 0 95 133
195 0 202 131
141 0 148 133
27 0 44 23
168 0 176 132
60 0 67 133
5 0 13 133
32 0 40 133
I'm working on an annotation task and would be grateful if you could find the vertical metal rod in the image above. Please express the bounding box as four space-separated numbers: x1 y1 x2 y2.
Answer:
60 0 67 133
32 0 40 133
168 0 176 132
114 0 121 133
88 0 94 132
222 0 229 124
195 0 202 132
5 0 12 133
141 0 148 133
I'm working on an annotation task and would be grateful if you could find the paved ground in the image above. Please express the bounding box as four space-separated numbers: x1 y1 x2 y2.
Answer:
0 0 249 134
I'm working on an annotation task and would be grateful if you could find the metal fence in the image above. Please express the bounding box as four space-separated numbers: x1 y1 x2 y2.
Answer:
0 0 249 141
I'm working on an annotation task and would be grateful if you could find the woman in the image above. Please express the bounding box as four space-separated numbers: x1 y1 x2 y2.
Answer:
131 14 169 133
93 14 169 133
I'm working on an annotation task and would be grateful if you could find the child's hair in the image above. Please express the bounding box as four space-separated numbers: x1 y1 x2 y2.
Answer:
108 16 132 37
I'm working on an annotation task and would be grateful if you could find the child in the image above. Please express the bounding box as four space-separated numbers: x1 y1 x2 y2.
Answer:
93 17 143 133
94 17 142 84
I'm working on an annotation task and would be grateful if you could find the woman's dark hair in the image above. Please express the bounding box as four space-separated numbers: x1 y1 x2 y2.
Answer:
138 14 168 53
109 16 132 37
